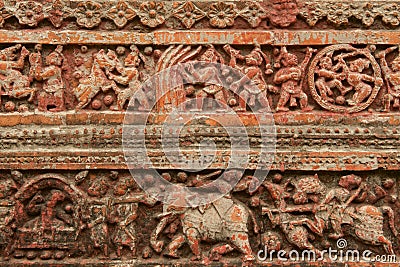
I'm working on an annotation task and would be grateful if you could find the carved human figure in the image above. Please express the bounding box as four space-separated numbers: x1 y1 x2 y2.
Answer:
262 176 322 255
226 44 276 111
274 47 315 111
41 190 71 229
74 49 120 110
0 45 34 105
30 45 66 111
183 45 228 110
21 189 74 260
110 176 157 258
28 44 42 79
335 55 382 106
109 176 139 258
109 201 138 258
289 174 398 254
23 190 72 230
85 177 110 257
375 46 400 111
107 45 150 111
316 175 364 239
314 53 347 103
86 203 109 257
281 175 363 241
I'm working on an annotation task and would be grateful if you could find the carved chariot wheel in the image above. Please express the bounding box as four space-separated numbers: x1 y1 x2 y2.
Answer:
308 44 382 113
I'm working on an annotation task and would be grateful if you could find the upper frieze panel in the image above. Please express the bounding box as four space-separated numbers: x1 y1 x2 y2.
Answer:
0 0 400 30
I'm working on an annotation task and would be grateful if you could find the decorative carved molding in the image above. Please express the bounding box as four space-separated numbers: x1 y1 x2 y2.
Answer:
0 0 297 29
0 121 399 171
0 0 398 265
300 0 400 27
0 1 399 30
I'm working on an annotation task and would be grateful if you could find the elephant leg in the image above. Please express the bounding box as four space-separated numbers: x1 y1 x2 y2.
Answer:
185 227 201 260
164 234 186 258
76 91 91 110
76 98 88 110
117 93 126 110
150 216 172 252
381 237 395 255
229 232 254 261
381 206 398 237
209 244 234 261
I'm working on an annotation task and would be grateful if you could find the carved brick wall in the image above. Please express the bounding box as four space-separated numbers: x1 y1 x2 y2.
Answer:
0 0 399 266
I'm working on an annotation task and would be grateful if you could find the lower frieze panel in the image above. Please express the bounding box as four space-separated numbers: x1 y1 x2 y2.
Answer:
0 170 398 265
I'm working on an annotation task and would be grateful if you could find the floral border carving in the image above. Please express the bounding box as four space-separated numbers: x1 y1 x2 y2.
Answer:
300 1 400 27
0 1 400 29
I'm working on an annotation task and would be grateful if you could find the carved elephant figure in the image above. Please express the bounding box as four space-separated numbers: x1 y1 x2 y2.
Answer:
150 196 259 261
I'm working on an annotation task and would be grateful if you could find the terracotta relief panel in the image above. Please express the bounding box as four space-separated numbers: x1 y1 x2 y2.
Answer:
0 170 397 264
0 0 398 266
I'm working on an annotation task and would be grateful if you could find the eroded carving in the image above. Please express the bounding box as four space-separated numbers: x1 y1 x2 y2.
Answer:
2 1 400 29
274 46 315 112
0 171 399 263
3 43 400 113
30 45 66 112
74 49 119 110
309 44 383 113
376 46 400 112
226 44 276 111
260 173 399 257
0 44 35 106
0 170 396 263
300 1 400 27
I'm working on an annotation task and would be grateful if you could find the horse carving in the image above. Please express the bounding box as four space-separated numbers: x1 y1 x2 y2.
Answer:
74 49 120 110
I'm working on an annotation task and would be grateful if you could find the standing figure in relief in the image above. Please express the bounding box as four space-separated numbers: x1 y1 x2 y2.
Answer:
274 46 315 112
226 44 276 111
30 45 66 111
85 177 110 258
375 46 400 111
183 45 228 110
107 45 150 111
109 201 138 258
86 203 109 258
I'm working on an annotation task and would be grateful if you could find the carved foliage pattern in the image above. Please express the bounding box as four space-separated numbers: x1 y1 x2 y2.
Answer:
0 0 297 29
300 1 400 27
0 1 400 29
